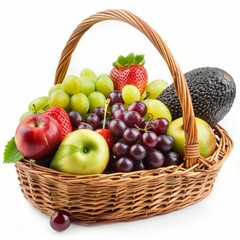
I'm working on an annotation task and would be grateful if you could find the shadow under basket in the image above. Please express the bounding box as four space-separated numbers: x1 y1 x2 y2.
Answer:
15 9 233 224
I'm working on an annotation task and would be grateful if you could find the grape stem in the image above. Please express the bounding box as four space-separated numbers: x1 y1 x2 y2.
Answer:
103 99 110 129
136 114 155 132
143 92 150 100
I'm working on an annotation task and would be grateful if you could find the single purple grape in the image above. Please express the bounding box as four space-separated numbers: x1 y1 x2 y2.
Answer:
93 106 105 120
163 151 180 167
155 134 174 153
141 131 158 148
85 113 100 130
50 210 71 232
112 109 127 120
109 119 127 138
115 157 134 172
111 102 126 113
68 111 82 129
112 141 130 157
129 143 147 161
127 101 147 117
123 111 142 128
150 118 169 135
123 128 141 145
146 149 165 169
107 90 124 106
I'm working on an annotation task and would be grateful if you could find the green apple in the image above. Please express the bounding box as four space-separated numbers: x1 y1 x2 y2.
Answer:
166 117 216 158
50 129 109 175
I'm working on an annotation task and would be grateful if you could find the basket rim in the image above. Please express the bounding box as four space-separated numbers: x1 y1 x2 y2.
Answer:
15 124 232 183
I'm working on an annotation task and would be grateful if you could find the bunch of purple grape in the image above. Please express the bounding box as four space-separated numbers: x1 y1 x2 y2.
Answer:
106 91 182 172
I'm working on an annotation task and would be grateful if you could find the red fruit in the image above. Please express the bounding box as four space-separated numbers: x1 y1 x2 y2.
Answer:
95 129 114 148
110 53 148 94
50 210 71 232
43 106 72 139
95 98 114 148
15 114 62 160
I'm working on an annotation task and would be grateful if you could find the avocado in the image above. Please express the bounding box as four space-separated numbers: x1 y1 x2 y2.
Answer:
157 67 236 126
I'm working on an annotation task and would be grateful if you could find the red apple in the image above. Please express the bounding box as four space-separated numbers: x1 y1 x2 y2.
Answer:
95 128 114 148
15 114 62 160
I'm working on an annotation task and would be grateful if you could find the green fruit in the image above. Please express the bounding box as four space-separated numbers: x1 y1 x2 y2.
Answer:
167 117 216 158
49 90 70 109
158 67 236 126
28 96 49 112
50 129 109 175
70 93 89 115
122 85 140 105
48 84 63 96
143 99 172 123
80 68 98 84
79 76 96 96
88 91 106 112
96 75 114 97
62 75 81 95
146 79 168 99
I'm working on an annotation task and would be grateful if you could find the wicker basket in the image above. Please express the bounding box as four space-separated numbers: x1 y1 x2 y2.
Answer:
15 9 233 224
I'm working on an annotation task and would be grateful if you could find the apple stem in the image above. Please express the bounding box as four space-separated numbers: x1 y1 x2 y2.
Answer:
32 104 37 114
32 103 49 114
103 99 110 129
42 104 50 111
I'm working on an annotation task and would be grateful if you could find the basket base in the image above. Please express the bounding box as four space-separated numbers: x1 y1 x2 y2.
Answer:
16 161 218 224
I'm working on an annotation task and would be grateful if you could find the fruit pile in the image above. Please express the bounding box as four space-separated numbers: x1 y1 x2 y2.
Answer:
5 52 228 175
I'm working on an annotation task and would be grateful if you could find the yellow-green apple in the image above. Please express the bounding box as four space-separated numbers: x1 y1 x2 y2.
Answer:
15 114 62 160
50 129 109 175
166 117 216 158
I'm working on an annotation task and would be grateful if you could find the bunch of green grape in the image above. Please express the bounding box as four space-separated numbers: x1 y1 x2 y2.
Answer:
21 69 114 120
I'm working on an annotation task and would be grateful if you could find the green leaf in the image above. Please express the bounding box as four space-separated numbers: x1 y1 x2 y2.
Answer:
126 52 135 65
135 54 145 65
117 55 127 66
3 137 24 163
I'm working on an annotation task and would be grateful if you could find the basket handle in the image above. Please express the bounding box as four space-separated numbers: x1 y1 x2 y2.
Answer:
54 9 203 168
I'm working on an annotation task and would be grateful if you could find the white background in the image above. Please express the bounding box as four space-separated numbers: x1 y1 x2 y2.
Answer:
1 0 240 239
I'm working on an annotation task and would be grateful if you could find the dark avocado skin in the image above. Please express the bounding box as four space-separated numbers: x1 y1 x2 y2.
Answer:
157 67 236 127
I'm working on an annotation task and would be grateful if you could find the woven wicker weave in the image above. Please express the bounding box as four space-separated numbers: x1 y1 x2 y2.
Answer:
15 9 233 224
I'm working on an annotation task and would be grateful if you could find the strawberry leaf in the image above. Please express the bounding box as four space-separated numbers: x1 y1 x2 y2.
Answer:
117 55 127 67
112 53 145 67
135 54 145 65
3 137 24 163
126 52 135 65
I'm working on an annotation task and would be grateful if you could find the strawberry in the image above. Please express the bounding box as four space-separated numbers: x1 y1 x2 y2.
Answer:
43 106 72 139
110 53 148 94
